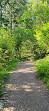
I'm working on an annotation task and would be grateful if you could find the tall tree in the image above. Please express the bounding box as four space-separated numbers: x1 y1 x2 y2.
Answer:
3 0 27 30
0 0 9 27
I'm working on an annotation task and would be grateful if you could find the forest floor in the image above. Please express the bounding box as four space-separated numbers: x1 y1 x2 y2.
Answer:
0 61 49 111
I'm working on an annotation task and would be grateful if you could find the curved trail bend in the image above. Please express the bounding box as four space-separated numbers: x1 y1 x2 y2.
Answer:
0 61 49 111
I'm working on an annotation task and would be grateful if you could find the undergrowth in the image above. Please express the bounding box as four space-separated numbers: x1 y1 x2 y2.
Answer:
35 55 49 89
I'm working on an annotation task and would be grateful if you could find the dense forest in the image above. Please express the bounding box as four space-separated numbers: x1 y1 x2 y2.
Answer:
0 0 49 95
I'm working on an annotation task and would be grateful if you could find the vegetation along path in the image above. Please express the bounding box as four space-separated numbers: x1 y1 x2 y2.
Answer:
0 61 49 111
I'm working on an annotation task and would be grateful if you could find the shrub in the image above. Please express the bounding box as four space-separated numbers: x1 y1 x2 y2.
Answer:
35 55 49 88
35 23 49 58
0 28 16 68
20 40 33 59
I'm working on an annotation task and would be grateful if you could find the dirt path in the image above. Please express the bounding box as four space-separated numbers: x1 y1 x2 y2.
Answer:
0 61 49 111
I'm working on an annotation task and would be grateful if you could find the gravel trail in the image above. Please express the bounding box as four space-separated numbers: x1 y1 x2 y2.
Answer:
0 61 49 111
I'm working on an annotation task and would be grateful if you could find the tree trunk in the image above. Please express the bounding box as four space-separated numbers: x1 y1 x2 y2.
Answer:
0 4 2 26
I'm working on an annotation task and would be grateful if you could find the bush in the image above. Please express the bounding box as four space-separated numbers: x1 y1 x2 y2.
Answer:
20 40 33 59
0 28 16 68
35 23 49 59
35 55 49 88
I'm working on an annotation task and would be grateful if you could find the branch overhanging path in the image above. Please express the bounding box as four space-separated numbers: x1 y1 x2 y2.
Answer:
0 61 49 111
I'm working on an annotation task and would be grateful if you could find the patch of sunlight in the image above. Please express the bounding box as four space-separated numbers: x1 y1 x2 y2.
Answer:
22 85 31 89
25 62 33 65
5 83 33 92
3 107 15 111
5 82 44 92
17 67 35 73
25 88 33 92
5 84 21 91
22 84 33 92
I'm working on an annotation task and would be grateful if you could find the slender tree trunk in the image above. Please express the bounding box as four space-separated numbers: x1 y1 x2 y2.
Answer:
9 6 13 36
10 12 12 30
0 4 2 26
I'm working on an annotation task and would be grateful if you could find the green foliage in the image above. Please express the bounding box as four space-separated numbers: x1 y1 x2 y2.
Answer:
19 0 49 59
12 25 34 58
35 56 49 88
42 0 49 4
0 0 27 29
20 40 33 59
21 0 49 28
35 23 49 48
0 28 16 65
34 23 49 58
